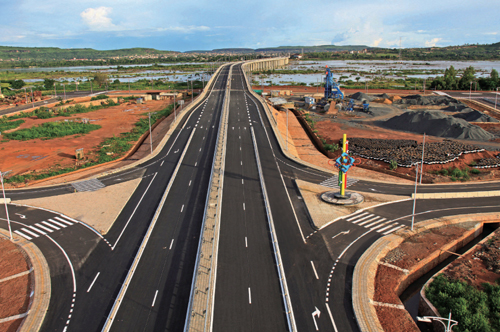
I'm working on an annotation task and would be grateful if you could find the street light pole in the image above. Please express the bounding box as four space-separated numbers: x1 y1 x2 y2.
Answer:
63 84 66 100
469 81 472 100
0 171 13 241
419 133 426 185
418 310 458 332
173 94 176 122
495 87 498 110
30 87 34 108
411 162 419 231
286 108 289 151
148 112 153 154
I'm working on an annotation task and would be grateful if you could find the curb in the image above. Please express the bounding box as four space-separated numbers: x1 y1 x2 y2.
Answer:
413 190 500 199
352 213 500 331
0 230 51 332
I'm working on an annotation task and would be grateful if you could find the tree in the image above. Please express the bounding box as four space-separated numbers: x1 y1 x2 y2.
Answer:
93 73 108 88
11 79 25 89
443 65 458 90
43 78 55 90
458 66 476 90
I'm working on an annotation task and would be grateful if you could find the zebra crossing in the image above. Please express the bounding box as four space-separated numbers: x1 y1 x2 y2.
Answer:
14 215 78 241
346 211 405 235
319 175 359 189
72 178 106 192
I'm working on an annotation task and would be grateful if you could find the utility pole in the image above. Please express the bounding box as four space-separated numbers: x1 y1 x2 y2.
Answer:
495 87 498 110
63 84 66 100
469 81 472 100
411 162 419 231
174 94 176 122
30 87 34 108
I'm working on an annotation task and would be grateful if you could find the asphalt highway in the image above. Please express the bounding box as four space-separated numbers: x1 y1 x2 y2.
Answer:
1 64 500 332
1 65 230 332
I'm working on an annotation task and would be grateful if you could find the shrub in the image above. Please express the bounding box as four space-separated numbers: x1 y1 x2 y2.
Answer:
5 121 101 140
90 94 110 101
389 159 398 170
0 119 24 132
471 169 481 175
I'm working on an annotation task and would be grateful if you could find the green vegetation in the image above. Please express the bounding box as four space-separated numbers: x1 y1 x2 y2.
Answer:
4 121 101 141
389 160 398 170
0 119 24 132
426 275 500 332
435 167 478 181
90 94 110 101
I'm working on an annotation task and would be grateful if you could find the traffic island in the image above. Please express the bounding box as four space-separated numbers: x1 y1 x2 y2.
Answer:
352 213 500 332
321 190 364 205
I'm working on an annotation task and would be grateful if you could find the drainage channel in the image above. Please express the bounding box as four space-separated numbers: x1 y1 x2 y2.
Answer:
399 222 499 331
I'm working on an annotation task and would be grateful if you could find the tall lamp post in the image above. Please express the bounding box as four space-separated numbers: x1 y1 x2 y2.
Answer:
495 87 498 110
469 81 472 100
418 311 458 332
0 171 13 241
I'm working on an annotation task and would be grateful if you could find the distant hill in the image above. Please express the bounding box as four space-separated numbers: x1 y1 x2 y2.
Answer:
255 45 370 53
0 46 176 61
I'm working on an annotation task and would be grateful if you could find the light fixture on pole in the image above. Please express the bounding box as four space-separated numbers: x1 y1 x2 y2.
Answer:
417 311 458 332
0 170 13 241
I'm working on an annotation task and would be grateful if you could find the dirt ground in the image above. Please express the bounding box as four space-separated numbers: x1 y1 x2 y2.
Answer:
0 99 172 186
441 228 500 289
374 225 471 332
0 238 31 332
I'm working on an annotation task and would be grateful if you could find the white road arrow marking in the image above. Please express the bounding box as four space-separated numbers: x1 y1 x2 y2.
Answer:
174 149 179 154
331 230 350 240
312 306 321 330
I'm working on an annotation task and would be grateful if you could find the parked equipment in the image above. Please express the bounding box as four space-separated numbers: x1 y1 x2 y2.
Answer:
324 66 344 101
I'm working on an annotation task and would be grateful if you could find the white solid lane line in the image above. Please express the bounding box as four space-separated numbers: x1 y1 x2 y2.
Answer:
87 272 100 292
242 179 244 184
189 180 192 186
160 160 164 167
310 261 319 280
181 205 185 213
248 287 252 304
243 203 245 211
245 237 248 248
169 239 174 250
152 290 159 307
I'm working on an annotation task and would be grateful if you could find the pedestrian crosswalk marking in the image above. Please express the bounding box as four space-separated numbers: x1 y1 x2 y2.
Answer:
345 212 404 235
319 176 359 189
71 178 106 192
54 217 74 226
21 228 39 238
14 230 32 240
28 225 46 235
347 212 368 222
42 221 60 230
35 223 53 233
48 219 67 228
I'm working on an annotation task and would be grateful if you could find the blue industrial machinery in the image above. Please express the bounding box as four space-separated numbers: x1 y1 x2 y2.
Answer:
362 100 370 112
324 66 344 101
345 99 355 112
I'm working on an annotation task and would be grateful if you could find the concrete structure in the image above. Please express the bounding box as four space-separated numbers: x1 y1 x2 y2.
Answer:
244 57 289 71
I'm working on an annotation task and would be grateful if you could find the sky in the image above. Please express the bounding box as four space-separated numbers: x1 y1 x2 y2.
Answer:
1 0 499 52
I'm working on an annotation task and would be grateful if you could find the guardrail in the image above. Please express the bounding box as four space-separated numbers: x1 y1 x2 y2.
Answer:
184 64 233 332
250 126 297 332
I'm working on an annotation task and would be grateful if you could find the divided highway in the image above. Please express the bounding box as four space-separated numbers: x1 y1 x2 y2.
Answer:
1 60 499 332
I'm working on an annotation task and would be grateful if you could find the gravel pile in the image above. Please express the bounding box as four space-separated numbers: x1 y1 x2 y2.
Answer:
452 110 499 123
348 137 484 167
474 154 500 168
384 110 495 141
350 92 376 102
392 94 457 106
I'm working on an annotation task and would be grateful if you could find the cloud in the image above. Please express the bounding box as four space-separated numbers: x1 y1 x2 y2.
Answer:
425 38 442 47
484 32 498 35
372 38 383 47
80 7 116 31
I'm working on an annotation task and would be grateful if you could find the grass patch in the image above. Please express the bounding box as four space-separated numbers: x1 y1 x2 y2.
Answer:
5 121 101 140
426 275 500 332
0 119 24 132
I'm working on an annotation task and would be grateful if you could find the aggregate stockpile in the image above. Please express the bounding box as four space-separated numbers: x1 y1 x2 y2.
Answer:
348 138 484 167
384 110 495 141
392 94 457 106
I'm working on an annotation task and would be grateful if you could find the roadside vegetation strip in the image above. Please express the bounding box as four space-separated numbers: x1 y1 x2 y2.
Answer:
426 275 500 332
4 121 101 141
0 119 24 132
